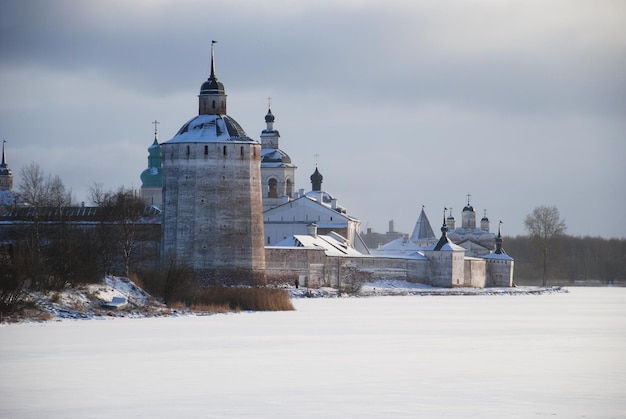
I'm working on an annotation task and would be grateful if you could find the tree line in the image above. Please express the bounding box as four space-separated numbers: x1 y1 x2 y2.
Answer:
0 163 159 312
510 205 625 285
505 235 626 285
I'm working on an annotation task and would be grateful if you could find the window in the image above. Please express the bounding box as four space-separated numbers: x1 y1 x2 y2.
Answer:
268 179 278 198
223 145 227 156
241 146 244 157
212 100 216 109
186 145 190 155
204 145 208 155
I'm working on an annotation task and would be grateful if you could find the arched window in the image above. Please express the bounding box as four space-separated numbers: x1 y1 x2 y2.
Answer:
268 179 278 198
212 100 216 109
286 178 293 198
223 145 227 156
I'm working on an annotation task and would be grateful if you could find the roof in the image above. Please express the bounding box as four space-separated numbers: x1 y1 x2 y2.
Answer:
427 240 466 251
410 207 436 242
483 252 514 261
164 114 256 144
274 232 364 257
261 148 293 165
264 195 357 222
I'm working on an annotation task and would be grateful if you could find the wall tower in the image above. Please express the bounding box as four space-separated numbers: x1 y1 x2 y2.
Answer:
161 42 265 281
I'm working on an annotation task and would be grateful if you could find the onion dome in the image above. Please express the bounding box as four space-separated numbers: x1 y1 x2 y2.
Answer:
310 167 323 191
265 108 275 123
140 135 163 187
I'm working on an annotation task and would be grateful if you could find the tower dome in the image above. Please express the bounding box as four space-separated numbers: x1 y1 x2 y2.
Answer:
310 167 323 192
265 108 275 123
140 137 163 187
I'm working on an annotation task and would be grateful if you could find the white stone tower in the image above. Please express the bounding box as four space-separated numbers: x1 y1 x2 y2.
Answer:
260 103 296 211
161 42 265 281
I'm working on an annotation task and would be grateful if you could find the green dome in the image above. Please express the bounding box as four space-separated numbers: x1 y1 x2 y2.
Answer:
141 138 163 187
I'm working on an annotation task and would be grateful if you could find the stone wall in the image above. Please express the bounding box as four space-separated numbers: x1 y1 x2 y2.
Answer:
162 141 265 274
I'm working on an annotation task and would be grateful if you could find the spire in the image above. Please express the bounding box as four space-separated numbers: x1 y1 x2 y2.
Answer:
0 140 13 191
265 97 275 128
199 40 226 115
210 40 217 80
494 221 506 254
1 140 7 168
152 120 160 143
433 207 452 251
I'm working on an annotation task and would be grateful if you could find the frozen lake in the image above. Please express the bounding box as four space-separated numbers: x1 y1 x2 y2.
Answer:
1 287 625 418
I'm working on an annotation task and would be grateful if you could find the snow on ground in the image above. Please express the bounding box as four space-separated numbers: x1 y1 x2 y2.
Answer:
21 275 168 321
289 279 566 298
1 287 625 418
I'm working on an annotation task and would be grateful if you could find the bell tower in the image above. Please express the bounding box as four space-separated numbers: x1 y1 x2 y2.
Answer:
0 141 13 191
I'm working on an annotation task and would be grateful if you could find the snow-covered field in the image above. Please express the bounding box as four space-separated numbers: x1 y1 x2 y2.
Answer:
1 287 625 418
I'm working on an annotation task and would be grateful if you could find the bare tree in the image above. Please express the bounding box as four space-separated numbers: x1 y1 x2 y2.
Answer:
16 162 72 208
91 186 147 277
524 205 567 286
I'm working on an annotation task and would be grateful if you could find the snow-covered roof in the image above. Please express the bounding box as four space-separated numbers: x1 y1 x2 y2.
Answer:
425 239 466 252
261 148 295 166
274 233 364 257
264 195 358 222
164 114 256 144
483 252 514 261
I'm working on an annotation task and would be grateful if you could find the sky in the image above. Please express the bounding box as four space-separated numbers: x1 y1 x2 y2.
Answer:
1 0 625 238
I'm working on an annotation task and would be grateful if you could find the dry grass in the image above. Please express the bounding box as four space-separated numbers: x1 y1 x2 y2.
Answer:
198 287 294 311
189 303 234 314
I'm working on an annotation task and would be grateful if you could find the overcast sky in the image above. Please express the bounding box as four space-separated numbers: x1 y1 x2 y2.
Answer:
1 0 624 238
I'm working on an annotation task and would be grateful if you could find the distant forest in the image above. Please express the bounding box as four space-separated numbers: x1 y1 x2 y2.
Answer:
505 235 626 286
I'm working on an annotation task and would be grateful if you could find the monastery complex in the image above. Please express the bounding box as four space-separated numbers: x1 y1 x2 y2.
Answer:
0 45 514 288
